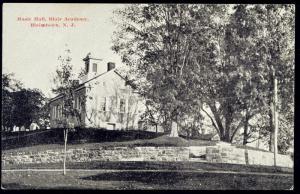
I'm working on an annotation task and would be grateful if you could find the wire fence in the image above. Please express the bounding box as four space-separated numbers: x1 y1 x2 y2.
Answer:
2 129 64 150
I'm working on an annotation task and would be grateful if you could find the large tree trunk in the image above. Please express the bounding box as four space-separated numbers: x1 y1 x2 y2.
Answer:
219 128 231 142
169 121 179 137
220 116 232 142
224 130 231 142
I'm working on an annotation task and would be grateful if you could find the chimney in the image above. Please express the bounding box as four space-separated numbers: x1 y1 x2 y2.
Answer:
72 80 79 86
107 62 115 71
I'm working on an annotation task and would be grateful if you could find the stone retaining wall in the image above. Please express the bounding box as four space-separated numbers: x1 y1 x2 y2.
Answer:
205 144 293 168
2 147 189 166
2 145 293 168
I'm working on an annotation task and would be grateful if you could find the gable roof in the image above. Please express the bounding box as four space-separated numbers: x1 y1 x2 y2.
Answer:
79 69 116 86
49 69 135 103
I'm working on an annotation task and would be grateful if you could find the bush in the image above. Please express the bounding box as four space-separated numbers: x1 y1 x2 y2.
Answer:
2 128 163 150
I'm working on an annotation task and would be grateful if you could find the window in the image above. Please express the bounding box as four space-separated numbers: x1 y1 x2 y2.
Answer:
119 98 125 113
76 97 80 110
56 105 59 119
118 98 126 123
58 105 62 118
100 97 106 112
110 96 116 109
92 63 97 73
60 105 63 117
57 105 60 118
55 105 58 119
53 106 56 118
75 97 81 110
118 113 124 123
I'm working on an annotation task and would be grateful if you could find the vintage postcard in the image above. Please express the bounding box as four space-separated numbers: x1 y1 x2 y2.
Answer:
2 3 294 190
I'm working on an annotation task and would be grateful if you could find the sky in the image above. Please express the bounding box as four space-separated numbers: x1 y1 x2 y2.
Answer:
3 3 126 98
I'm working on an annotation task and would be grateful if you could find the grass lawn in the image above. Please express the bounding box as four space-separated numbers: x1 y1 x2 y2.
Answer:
2 135 218 154
3 134 270 154
2 161 293 174
2 134 293 190
1 169 293 190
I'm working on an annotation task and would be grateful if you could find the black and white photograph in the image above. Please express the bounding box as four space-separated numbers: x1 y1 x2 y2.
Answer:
1 3 295 190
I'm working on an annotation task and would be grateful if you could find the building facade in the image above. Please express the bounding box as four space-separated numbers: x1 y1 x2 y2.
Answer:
49 54 162 131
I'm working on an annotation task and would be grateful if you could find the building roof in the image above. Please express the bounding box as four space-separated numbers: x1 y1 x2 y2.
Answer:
49 69 133 103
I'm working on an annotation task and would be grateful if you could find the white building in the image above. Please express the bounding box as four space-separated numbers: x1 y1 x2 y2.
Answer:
49 54 163 132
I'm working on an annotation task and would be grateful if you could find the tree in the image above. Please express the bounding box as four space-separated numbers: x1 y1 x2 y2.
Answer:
38 98 51 128
112 4 294 144
193 4 294 144
2 73 23 131
2 73 48 131
112 4 220 137
51 47 80 175
2 73 49 132
258 4 294 151
11 88 46 128
227 4 294 149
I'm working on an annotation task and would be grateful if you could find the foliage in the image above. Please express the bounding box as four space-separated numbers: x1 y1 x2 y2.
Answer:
2 73 48 130
11 88 46 127
112 4 294 146
113 4 217 134
51 48 83 127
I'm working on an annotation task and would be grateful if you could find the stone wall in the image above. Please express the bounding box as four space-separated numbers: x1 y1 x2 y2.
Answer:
2 147 189 166
205 144 293 168
2 145 293 168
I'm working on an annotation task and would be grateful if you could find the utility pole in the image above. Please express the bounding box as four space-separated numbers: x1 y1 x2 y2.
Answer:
273 69 278 168
63 128 68 175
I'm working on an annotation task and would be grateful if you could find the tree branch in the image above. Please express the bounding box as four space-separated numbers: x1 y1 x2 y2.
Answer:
201 106 220 137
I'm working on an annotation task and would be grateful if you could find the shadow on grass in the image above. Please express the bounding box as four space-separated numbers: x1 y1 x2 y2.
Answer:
81 171 185 184
80 171 293 190
1 183 86 190
2 183 35 190
4 161 293 175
